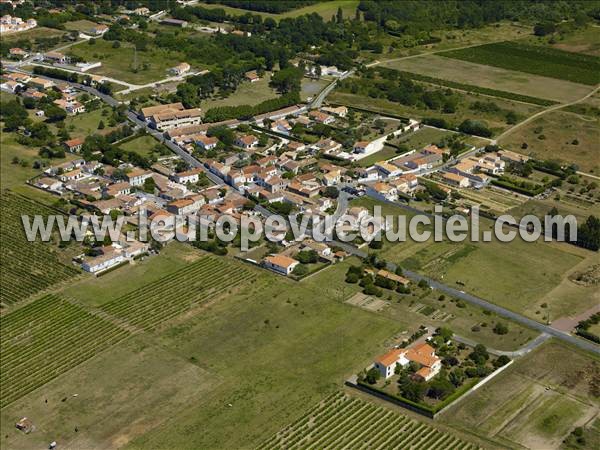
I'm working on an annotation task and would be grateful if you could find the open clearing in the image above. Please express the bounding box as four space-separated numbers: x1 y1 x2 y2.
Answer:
118 135 159 158
259 391 480 449
442 340 600 449
67 39 186 85
381 54 592 103
499 110 600 174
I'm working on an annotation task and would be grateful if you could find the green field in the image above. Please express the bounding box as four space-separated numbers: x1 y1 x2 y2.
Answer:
550 26 600 56
260 392 481 449
63 107 114 139
441 41 600 86
357 145 399 167
200 73 277 110
67 39 187 85
499 110 600 174
0 192 80 306
381 54 592 104
118 134 159 157
63 19 101 33
442 341 599 449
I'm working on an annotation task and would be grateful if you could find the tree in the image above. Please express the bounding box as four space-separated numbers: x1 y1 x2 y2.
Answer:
336 6 343 24
365 367 381 384
322 186 339 199
296 250 318 264
44 104 67 123
493 322 509 335
534 22 556 36
493 355 511 368
143 176 156 193
292 264 308 277
427 377 455 399
469 344 489 365
270 67 303 94
449 368 465 387
98 120 105 130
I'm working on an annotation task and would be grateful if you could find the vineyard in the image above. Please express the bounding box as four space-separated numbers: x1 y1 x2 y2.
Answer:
258 392 480 450
0 191 80 306
0 294 129 408
441 41 600 86
101 256 255 330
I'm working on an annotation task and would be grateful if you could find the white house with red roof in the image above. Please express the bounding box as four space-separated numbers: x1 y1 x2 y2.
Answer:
374 342 441 381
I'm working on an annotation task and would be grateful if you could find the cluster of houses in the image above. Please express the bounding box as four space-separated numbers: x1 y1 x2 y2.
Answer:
441 152 507 189
1 71 87 115
0 14 36 34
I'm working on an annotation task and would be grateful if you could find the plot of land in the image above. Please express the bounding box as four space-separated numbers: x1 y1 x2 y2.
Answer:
442 341 600 449
118 134 160 158
200 74 277 110
441 41 600 86
63 107 114 139
67 39 186 85
194 0 359 20
544 26 600 56
382 54 592 103
260 391 481 449
499 110 600 174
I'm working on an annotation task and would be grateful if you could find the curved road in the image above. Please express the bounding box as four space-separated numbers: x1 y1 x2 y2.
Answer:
329 240 600 356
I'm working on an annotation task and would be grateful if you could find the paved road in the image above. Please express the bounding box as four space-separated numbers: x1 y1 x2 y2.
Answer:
328 240 600 356
309 70 354 109
453 333 551 358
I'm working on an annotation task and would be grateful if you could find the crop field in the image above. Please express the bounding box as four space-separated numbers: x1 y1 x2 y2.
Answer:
195 1 358 21
442 341 600 449
441 41 600 86
499 110 600 174
0 294 129 408
0 192 80 306
382 54 592 104
259 392 480 450
100 256 254 330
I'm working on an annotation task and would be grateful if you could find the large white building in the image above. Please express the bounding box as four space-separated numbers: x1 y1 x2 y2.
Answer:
141 102 202 130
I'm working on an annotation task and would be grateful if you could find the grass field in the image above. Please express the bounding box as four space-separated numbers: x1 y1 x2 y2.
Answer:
0 192 80 306
442 340 599 449
330 88 542 136
349 196 592 321
118 135 158 158
63 107 114 139
200 73 277 110
0 26 65 42
259 391 480 449
530 26 600 57
499 110 600 174
441 41 600 86
357 145 399 167
63 19 100 33
67 39 186 85
382 54 593 104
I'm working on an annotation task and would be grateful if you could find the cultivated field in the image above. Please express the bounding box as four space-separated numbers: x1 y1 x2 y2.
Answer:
441 41 600 86
0 192 80 306
0 294 129 408
499 110 600 174
101 256 254 330
442 341 600 449
382 54 592 103
259 392 481 449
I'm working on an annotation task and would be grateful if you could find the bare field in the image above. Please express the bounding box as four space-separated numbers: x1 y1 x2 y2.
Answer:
499 110 600 174
382 54 592 103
